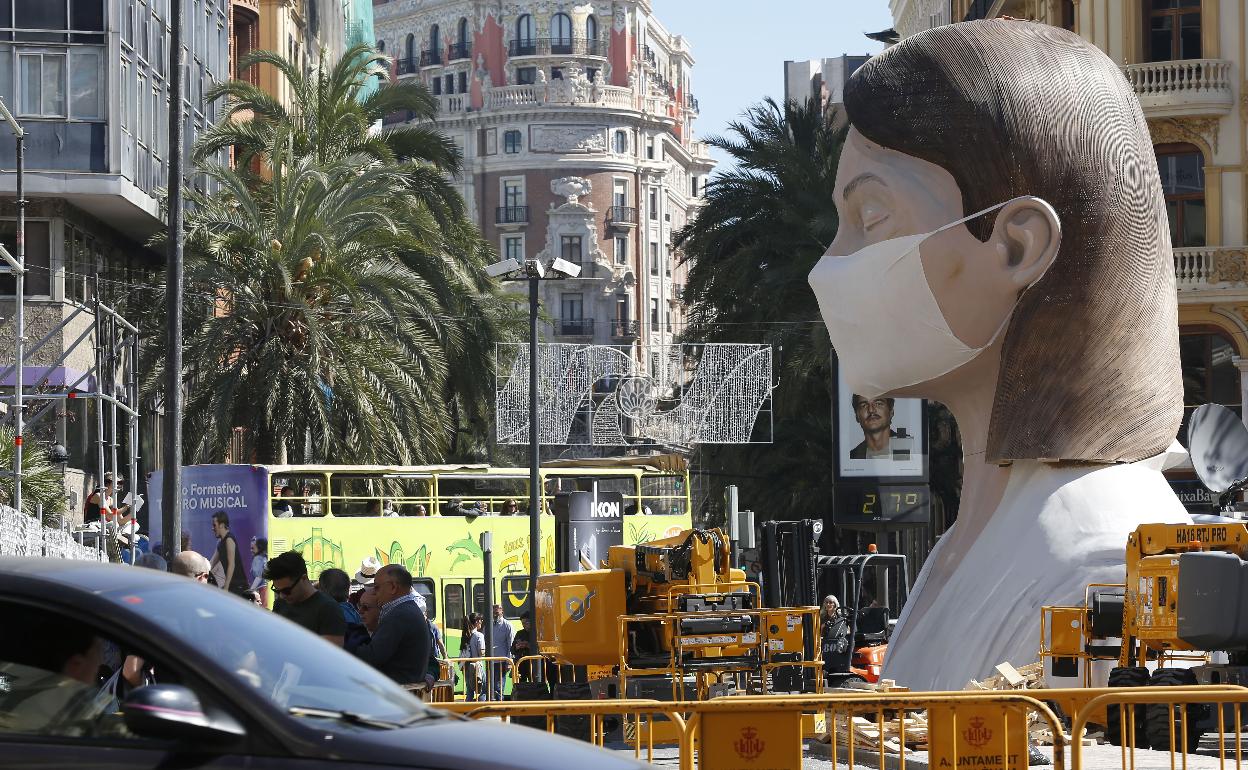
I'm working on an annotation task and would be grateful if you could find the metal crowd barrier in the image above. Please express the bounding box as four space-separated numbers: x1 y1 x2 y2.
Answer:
436 684 1248 770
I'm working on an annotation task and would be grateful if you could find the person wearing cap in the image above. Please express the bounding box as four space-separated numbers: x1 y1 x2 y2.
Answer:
354 556 381 588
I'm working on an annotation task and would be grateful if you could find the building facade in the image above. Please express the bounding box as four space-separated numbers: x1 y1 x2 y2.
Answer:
374 0 713 388
0 0 232 515
887 0 1246 503
783 54 871 116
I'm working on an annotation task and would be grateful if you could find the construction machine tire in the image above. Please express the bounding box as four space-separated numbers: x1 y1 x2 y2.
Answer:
1146 668 1204 754
1105 666 1149 748
552 682 593 742
509 681 552 731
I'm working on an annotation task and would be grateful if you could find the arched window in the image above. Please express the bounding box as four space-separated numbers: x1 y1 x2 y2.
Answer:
428 24 441 64
552 12 573 52
1179 327 1241 443
458 17 469 43
513 14 535 56
405 33 415 64
586 14 598 42
376 39 385 52
1156 143 1205 248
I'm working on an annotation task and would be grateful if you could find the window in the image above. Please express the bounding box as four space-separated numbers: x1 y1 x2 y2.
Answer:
431 75 441 95
516 66 536 85
614 180 627 208
614 236 628 265
550 66 562 80
457 70 466 93
649 242 659 275
504 129 522 153
615 295 629 322
500 576 529 619
443 584 465 636
650 298 659 325
515 14 534 52
443 73 453 94
429 24 440 56
413 579 436 619
561 235 583 264
1061 0 1075 31
691 177 699 197
18 52 66 116
472 583 487 617
614 130 627 154
482 127 497 155
503 179 524 209
562 292 584 320
586 14 598 41
376 38 385 52
1179 329 1240 443
649 189 658 220
1147 0 1201 62
1156 144 1205 247
504 236 523 260
405 32 415 63
0 220 51 296
552 12 572 47
646 136 655 160
586 67 598 82
458 17 469 47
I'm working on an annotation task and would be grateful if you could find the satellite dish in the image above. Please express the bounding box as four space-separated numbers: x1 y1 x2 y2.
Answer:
1187 403 1248 494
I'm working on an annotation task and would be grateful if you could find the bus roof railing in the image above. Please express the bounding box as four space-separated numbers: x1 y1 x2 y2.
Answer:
253 454 688 476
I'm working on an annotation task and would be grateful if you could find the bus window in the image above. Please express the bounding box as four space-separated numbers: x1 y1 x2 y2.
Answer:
444 584 465 634
414 578 436 619
472 583 487 617
271 475 326 518
500 576 529 619
592 477 635 498
330 473 431 517
640 474 687 516
436 474 527 515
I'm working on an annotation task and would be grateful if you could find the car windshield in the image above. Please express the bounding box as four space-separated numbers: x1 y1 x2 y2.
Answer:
106 583 436 727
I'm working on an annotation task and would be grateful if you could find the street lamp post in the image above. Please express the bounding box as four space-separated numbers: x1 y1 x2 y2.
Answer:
485 256 580 677
0 98 25 516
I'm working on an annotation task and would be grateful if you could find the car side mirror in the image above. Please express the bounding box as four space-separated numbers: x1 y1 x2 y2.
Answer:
122 684 246 744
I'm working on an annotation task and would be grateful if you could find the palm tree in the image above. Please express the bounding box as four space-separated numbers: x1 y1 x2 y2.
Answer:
0 427 69 521
195 43 460 172
141 132 513 465
673 98 845 520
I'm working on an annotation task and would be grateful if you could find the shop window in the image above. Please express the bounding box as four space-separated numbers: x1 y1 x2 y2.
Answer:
1179 329 1240 444
1156 143 1205 248
1147 0 1201 62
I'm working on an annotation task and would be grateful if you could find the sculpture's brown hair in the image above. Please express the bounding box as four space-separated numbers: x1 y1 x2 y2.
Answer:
843 19 1182 463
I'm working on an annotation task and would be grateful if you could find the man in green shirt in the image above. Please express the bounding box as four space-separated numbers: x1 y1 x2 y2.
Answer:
264 550 346 647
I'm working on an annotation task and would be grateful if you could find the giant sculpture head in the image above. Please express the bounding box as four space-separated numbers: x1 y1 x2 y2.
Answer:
813 19 1182 462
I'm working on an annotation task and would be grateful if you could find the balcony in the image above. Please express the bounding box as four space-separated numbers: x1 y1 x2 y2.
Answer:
611 319 639 339
1123 59 1234 118
449 41 472 61
396 57 419 75
558 318 595 337
484 83 636 110
420 49 442 67
607 205 638 228
496 206 530 225
1174 246 1248 295
438 95 466 114
508 38 608 58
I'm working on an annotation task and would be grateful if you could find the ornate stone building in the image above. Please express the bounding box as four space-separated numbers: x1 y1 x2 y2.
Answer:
889 0 1247 504
373 0 714 378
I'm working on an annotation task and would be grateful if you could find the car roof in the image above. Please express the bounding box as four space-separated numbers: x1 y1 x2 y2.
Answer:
0 556 190 596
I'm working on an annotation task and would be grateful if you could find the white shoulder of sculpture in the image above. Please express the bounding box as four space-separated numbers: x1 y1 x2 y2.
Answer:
881 458 1190 692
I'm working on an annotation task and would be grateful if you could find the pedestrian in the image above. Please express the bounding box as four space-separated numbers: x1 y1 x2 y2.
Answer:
264 550 346 646
318 567 369 651
169 550 211 583
488 603 515 700
511 611 534 682
249 537 269 605
358 585 381 634
208 511 250 597
820 594 852 681
413 504 428 517
501 499 519 515
351 564 433 691
461 612 485 701
85 472 134 562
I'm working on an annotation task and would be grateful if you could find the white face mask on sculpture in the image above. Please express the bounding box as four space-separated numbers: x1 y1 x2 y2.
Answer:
809 197 1056 399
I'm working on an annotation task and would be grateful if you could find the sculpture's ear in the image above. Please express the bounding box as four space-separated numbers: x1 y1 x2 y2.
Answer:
986 197 1061 291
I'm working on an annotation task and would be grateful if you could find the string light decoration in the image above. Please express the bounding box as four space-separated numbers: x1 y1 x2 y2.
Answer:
496 343 774 446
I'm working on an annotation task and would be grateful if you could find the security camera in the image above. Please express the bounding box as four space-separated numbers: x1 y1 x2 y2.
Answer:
550 257 582 278
485 258 522 278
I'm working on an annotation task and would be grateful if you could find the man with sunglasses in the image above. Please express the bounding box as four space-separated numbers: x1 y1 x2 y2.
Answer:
263 551 346 647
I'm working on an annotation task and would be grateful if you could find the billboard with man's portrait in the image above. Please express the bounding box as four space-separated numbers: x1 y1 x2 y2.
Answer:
835 369 927 480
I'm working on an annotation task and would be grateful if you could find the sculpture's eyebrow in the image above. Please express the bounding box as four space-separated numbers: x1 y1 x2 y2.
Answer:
840 172 886 203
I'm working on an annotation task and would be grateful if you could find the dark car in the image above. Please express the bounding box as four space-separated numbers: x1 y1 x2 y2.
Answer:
0 557 648 769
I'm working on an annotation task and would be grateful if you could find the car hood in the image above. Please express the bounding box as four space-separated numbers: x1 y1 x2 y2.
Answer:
325 717 653 769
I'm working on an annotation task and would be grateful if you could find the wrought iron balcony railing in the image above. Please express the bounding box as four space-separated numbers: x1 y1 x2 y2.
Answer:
508 38 608 57
448 41 472 61
420 49 442 66
608 205 638 226
558 318 595 337
496 206 530 224
610 319 639 339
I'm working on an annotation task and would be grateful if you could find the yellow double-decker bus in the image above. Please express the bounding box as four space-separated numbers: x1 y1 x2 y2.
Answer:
151 455 693 651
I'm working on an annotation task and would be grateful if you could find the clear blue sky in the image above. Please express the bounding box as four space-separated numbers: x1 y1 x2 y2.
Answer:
653 0 894 170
